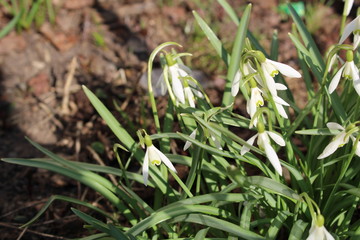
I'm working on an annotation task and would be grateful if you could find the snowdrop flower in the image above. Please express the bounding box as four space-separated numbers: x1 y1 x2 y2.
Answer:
168 63 190 104
306 214 334 240
143 135 177 186
318 122 360 159
241 122 285 175
258 53 301 96
328 50 360 95
339 15 360 49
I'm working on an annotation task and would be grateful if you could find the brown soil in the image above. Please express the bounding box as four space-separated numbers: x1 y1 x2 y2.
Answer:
0 0 348 239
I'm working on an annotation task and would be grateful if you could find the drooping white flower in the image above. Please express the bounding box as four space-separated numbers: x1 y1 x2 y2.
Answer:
328 51 360 95
168 63 190 104
260 58 301 96
318 122 360 159
143 135 177 185
339 15 360 49
241 123 285 175
306 215 334 240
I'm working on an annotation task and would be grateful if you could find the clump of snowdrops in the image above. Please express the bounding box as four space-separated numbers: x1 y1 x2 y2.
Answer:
2 1 360 239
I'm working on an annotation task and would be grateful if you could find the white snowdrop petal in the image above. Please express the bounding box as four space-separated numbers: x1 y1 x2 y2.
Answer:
350 62 359 80
353 78 360 95
171 70 186 104
275 103 288 119
143 149 150 186
267 59 302 78
339 15 360 44
177 63 192 74
329 65 345 93
275 83 288 90
273 95 290 106
184 87 195 107
231 71 241 96
323 227 335 240
317 133 347 159
155 147 177 173
267 131 286 146
241 134 258 155
183 128 197 151
264 142 283 176
326 122 344 131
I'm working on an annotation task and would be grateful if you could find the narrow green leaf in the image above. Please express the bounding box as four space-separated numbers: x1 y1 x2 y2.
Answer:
222 4 252 106
72 208 111 235
265 211 291 239
169 214 265 240
289 220 308 240
217 0 267 55
21 195 115 228
288 3 324 72
0 9 23 38
193 11 230 66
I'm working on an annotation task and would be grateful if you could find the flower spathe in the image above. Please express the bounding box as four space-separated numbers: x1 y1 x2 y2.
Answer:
143 135 177 186
318 122 360 159
306 215 334 240
241 123 285 176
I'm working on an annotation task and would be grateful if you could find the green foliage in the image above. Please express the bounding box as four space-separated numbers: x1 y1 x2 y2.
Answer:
0 0 55 38
2 1 360 239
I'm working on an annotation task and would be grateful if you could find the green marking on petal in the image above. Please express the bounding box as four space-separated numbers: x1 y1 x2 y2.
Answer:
151 159 161 165
270 70 279 77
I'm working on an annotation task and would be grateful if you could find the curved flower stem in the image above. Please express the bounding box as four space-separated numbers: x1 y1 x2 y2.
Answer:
147 42 181 132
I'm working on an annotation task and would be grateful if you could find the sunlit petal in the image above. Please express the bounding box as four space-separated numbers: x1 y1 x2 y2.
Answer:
318 132 348 159
231 70 242 96
329 65 345 93
170 70 186 104
263 139 283 176
326 122 344 131
266 59 301 78
184 86 195 107
339 15 360 44
241 134 258 155
154 147 177 172
143 149 150 186
183 128 197 151
267 131 286 146
353 78 360 95
275 83 287 90
275 103 288 119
